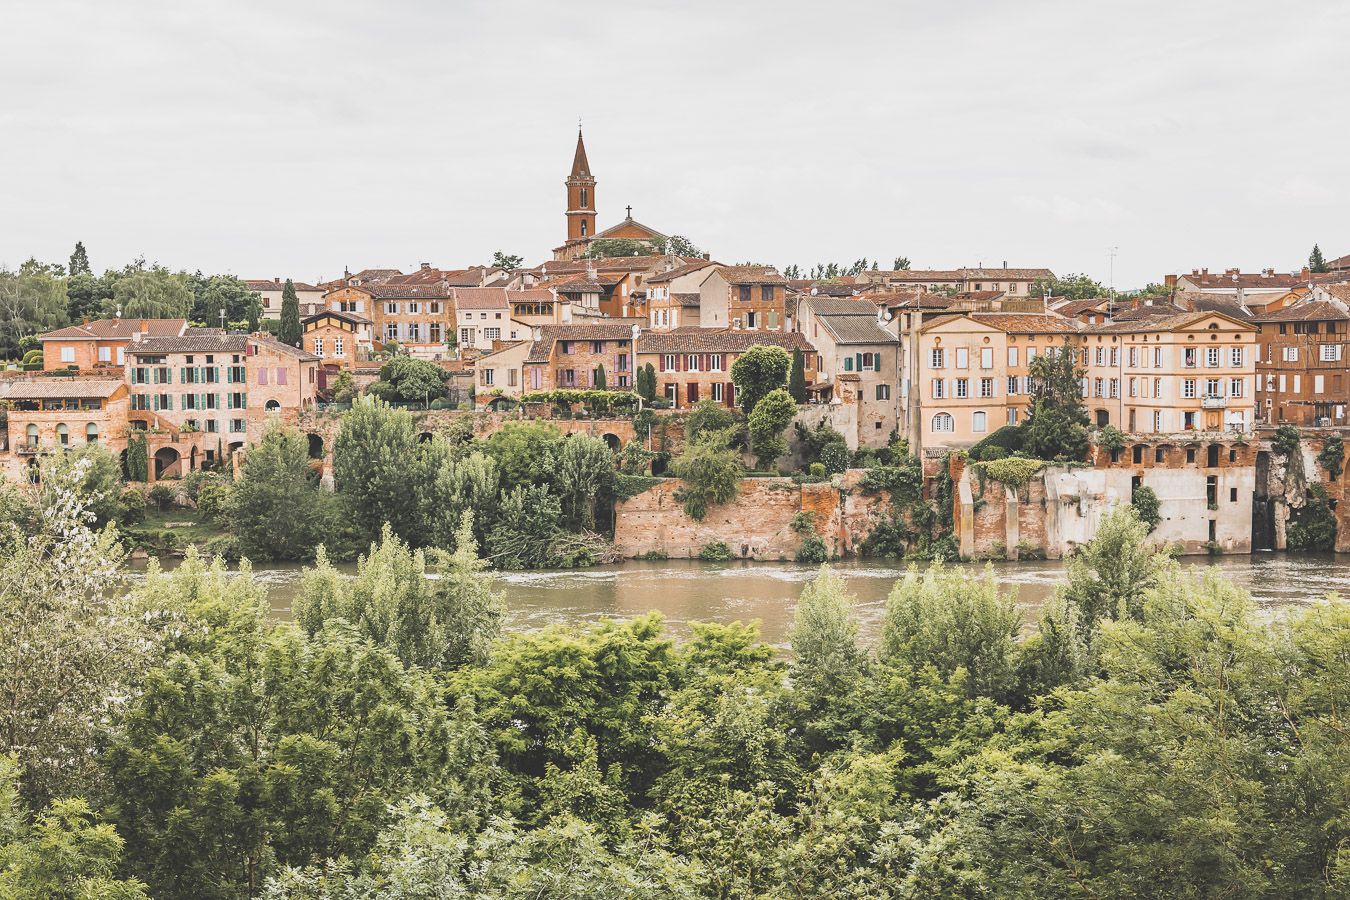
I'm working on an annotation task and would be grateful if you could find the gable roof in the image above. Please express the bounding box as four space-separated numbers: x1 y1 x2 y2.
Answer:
712 266 787 286
1093 310 1256 334
243 279 324 292
452 288 511 310
40 318 188 341
591 218 668 242
1254 300 1350 323
874 267 1054 282
525 321 644 363
816 314 893 345
643 260 717 284
303 309 372 327
637 328 813 354
672 293 701 308
1178 270 1302 290
922 312 1082 335
802 297 881 316
1052 298 1110 317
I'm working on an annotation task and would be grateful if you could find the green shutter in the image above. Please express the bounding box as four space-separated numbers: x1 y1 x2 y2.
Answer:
843 357 852 372
875 355 883 372
855 353 863 371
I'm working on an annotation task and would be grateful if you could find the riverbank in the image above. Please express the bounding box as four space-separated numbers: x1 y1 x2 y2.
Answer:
129 551 1347 645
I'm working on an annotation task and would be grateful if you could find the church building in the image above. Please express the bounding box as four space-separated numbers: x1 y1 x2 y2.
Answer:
552 129 674 261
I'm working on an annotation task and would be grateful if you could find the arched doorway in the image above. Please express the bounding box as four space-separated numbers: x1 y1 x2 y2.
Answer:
308 433 324 459
24 424 38 451
265 399 281 413
56 423 69 446
189 445 198 471
601 432 621 451
153 446 181 480
86 422 99 444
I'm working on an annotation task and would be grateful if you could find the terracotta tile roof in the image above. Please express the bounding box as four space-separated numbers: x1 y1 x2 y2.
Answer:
1326 254 1350 270
643 260 717 284
252 336 321 361
816 314 893 345
1109 303 1187 322
128 331 248 354
349 268 402 282
876 289 954 311
714 266 787 286
0 379 124 400
637 328 813 354
1319 284 1350 304
529 255 683 276
506 289 557 304
1053 298 1110 317
451 288 511 310
590 218 669 242
444 267 503 287
1179 270 1302 290
922 312 1082 335
1186 295 1254 321
672 293 701 308
1093 310 1256 333
364 282 452 300
1254 300 1350 322
40 318 188 341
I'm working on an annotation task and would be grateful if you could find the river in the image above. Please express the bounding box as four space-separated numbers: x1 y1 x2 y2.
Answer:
142 553 1350 648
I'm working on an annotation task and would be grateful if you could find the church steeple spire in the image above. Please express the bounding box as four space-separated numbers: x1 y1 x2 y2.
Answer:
565 126 597 245
570 127 590 178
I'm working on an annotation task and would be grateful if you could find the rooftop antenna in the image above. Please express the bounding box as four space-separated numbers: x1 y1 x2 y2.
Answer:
1107 246 1119 317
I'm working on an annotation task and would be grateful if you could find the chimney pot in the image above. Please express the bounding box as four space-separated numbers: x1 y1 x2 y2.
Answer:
1302 266 1311 279
274 277 280 284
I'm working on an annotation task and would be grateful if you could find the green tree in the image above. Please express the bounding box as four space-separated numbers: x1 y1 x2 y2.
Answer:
1130 484 1162 531
377 354 450 404
0 463 147 805
671 427 743 520
481 420 562 489
0 756 149 898
747 387 796 469
685 397 737 442
230 424 337 561
0 266 68 358
637 362 657 402
40 441 124 528
67 241 92 276
1029 272 1107 300
105 586 491 898
1310 243 1329 274
277 278 301 345
110 268 193 319
191 273 261 326
730 344 792 416
594 362 607 389
246 292 262 332
487 484 563 569
297 514 503 670
789 566 868 754
491 250 524 270
584 238 652 258
879 563 1021 703
555 433 616 532
1060 503 1173 638
124 431 149 482
892 255 911 270
1024 337 1089 461
332 397 422 540
649 234 704 258
788 347 807 402
66 270 115 322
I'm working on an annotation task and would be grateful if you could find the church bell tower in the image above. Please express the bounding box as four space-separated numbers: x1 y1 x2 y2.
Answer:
565 128 597 243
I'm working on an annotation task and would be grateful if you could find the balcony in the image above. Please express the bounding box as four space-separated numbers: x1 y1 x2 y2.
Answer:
15 442 39 456
1201 396 1228 409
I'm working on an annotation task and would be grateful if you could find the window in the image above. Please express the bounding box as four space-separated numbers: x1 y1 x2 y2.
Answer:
932 379 947 399
955 348 969 368
385 324 399 342
1204 378 1221 398
1094 347 1105 366
1230 346 1244 366
429 323 442 343
98 346 111 363
1008 376 1019 395
1182 378 1196 399
662 354 677 372
407 302 421 315
930 348 945 368
1129 377 1137 397
231 419 246 433
1154 410 1164 432
484 327 501 341
1154 377 1163 398
408 322 421 342
876 383 890 400
580 220 588 236
712 382 724 402
592 341 604 354
313 338 324 357
1229 377 1244 398
686 354 700 372
334 337 344 356
760 285 774 301
1007 347 1019 367
86 422 98 443
738 285 753 302
1128 347 1138 368
385 302 399 315
710 354 724 372
980 348 993 369
955 378 969 398
1007 408 1018 425
59 346 75 363
745 311 757 329
1205 347 1220 367
1153 347 1164 367
931 412 954 432
979 377 994 398
277 367 287 386
1283 347 1299 362
258 368 268 386
1321 344 1343 362
482 368 494 386
460 328 473 347
580 187 588 207
972 411 987 432
1183 347 1196 367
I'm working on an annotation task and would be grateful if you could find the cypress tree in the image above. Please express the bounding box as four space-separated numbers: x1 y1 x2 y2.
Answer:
68 241 91 276
594 364 607 389
789 348 807 403
1310 244 1328 274
278 278 301 345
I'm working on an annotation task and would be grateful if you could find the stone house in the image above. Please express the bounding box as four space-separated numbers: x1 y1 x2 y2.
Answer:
452 289 532 354
861 266 1054 298
636 328 816 409
698 266 789 331
796 296 900 449
0 379 129 481
522 321 642 392
302 309 373 372
644 260 716 331
244 279 327 319
1253 297 1350 426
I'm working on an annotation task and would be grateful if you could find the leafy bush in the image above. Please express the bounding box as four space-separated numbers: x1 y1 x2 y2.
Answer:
1318 436 1344 480
698 541 732 561
820 442 850 475
147 484 176 511
118 489 146 525
685 399 737 441
747 389 796 469
671 428 744 520
972 457 1044 489
809 462 826 479
1096 425 1126 452
1130 485 1162 532
796 534 829 564
969 423 1024 458
1273 424 1301 457
1288 484 1337 551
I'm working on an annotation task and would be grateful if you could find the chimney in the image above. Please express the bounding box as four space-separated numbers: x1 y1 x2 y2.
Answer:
421 262 430 270
274 277 280 284
1164 274 1178 289
1202 268 1209 275
1002 260 1008 269
1302 266 1311 280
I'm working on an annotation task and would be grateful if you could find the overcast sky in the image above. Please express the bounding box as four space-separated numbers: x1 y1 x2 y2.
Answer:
2 0 1347 288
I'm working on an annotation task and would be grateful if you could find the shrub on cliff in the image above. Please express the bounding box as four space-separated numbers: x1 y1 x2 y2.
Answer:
730 344 791 416
1130 485 1162 532
671 427 743 520
747 389 796 470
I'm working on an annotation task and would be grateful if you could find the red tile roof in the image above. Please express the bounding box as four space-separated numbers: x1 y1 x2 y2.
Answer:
452 288 511 310
1254 300 1350 322
637 327 813 354
713 266 787 286
40 318 188 341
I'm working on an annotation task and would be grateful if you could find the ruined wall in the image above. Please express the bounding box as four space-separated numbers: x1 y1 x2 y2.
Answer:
613 470 890 560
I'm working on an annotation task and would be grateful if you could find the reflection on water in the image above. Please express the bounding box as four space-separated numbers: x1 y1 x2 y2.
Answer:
134 552 1350 647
